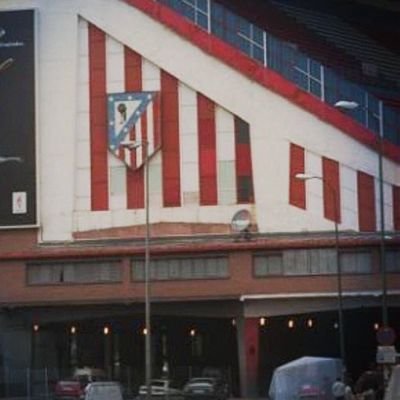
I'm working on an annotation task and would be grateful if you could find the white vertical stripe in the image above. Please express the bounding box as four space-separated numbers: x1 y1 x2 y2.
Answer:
376 180 394 232
106 35 126 210
75 19 91 214
106 35 124 94
142 60 162 209
375 178 381 232
147 101 155 155
216 107 236 205
179 83 199 206
340 164 358 230
142 59 161 91
384 183 394 232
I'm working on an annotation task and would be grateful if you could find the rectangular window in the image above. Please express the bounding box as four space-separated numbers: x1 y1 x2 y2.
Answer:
163 0 210 31
27 260 122 285
340 251 372 273
309 248 337 274
236 22 267 65
293 56 323 99
386 250 400 272
254 254 283 276
284 249 309 275
132 256 229 281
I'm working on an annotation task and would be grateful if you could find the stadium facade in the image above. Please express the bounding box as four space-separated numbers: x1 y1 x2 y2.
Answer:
0 0 399 397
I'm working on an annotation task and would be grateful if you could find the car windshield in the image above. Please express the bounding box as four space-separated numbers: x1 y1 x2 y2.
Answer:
189 378 215 385
151 380 167 387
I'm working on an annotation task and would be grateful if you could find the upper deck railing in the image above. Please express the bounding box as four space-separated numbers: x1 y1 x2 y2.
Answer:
157 0 400 146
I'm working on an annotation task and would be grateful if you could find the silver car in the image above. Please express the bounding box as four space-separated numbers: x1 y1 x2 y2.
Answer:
84 381 123 400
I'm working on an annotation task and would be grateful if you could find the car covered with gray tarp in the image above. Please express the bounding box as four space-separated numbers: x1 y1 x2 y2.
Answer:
268 356 343 400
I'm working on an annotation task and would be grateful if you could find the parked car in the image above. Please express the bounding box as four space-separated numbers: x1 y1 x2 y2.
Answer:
182 377 228 400
84 381 123 400
268 357 342 400
202 368 230 396
138 379 182 397
55 367 106 400
384 364 400 400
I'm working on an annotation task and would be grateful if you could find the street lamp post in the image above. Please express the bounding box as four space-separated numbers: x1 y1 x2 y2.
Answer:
295 173 346 368
334 100 388 327
121 139 151 400
377 100 388 328
143 140 151 400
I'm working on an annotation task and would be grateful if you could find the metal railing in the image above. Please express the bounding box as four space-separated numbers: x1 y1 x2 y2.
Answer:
157 0 400 145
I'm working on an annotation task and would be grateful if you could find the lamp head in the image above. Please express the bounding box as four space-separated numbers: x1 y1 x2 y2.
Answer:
0 57 14 73
0 156 23 164
334 100 359 110
295 173 319 181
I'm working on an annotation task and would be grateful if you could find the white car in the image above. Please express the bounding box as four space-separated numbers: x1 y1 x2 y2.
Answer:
84 381 123 400
138 379 182 397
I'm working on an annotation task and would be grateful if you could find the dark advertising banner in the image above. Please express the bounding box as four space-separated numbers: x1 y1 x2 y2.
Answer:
0 9 36 227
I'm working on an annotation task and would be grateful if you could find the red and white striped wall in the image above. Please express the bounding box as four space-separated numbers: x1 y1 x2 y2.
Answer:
74 19 254 232
1 0 397 240
289 143 400 232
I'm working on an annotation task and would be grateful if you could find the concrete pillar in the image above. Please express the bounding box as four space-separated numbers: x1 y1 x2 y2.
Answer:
237 316 259 397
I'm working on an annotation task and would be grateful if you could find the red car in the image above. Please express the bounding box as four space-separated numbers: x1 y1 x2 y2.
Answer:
55 368 106 400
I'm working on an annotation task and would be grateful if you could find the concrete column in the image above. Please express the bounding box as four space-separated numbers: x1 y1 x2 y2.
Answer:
237 316 259 397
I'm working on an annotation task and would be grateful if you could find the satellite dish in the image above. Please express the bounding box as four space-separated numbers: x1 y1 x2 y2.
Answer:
231 209 251 233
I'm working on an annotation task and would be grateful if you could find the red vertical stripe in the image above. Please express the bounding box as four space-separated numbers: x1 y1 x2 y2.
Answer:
153 93 161 149
244 318 259 395
235 117 254 204
357 171 376 232
89 24 108 211
289 143 305 209
161 71 181 207
198 93 217 205
124 47 144 209
322 157 341 223
393 185 400 231
124 47 142 91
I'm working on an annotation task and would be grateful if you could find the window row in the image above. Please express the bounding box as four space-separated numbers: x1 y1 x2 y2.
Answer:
27 260 122 285
132 256 229 281
254 250 369 276
26 249 400 285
